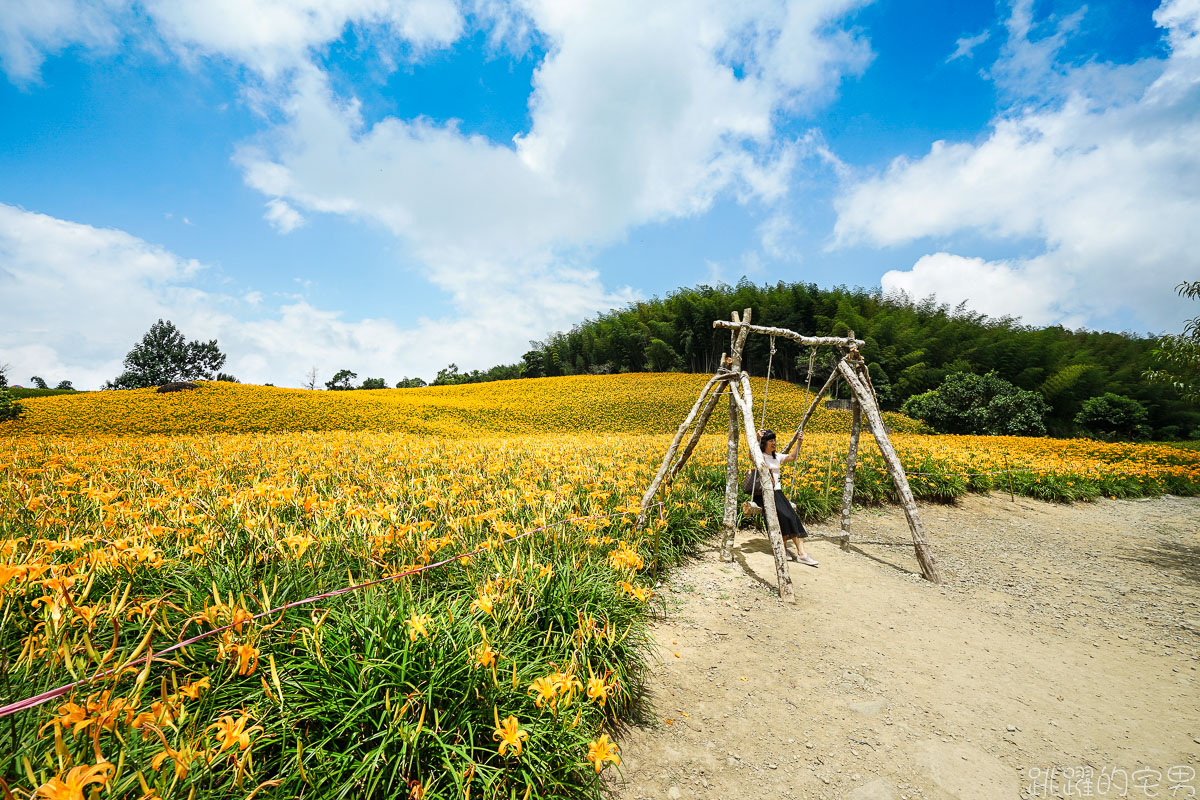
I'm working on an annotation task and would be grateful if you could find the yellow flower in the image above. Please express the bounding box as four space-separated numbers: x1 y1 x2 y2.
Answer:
469 592 496 616
35 761 114 799
527 675 558 709
586 734 620 773
207 712 263 754
492 710 528 757
586 670 612 707
406 612 432 641
473 642 497 669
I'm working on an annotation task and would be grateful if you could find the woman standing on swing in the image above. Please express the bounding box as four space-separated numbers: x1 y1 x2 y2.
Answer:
756 429 818 566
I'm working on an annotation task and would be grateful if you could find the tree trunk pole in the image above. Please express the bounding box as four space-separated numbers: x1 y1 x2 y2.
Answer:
637 370 728 527
668 352 727 483
782 367 839 456
730 373 795 603
839 397 862 551
836 359 942 583
719 310 752 562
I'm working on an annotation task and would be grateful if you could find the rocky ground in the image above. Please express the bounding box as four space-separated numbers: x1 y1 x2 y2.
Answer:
607 493 1200 800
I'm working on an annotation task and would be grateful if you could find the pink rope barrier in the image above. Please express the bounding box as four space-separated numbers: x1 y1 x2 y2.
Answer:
0 502 666 720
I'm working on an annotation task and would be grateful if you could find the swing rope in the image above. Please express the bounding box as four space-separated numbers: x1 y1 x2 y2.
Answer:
759 335 776 430
790 346 817 494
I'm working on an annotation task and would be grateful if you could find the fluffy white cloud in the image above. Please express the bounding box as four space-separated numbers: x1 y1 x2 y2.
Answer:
142 0 463 77
0 0 126 84
835 0 1200 331
0 0 462 83
0 203 220 388
263 198 306 233
235 0 870 317
0 203 636 389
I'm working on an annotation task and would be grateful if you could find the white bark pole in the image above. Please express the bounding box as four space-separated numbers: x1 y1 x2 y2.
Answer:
712 321 865 348
719 310 752 561
839 397 862 551
730 373 795 603
637 369 728 527
668 353 729 483
781 367 839 456
836 359 942 583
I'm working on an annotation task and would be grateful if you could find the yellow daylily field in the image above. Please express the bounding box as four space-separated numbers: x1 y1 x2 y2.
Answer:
1 375 1197 800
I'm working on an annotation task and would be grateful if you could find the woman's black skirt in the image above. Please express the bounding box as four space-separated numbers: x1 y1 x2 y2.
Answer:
771 489 807 538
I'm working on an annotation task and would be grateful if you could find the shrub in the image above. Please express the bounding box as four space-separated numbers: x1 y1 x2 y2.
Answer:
1075 393 1150 440
0 388 24 421
901 371 1048 436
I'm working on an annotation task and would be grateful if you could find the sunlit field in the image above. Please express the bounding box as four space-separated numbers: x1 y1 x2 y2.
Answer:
2 378 1197 799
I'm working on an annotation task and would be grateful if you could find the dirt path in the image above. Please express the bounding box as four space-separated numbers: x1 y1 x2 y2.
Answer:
608 494 1200 800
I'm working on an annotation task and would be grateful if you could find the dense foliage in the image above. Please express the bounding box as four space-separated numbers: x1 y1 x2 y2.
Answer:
900 371 1049 436
1074 393 1151 441
0 388 23 421
504 280 1197 438
1145 280 1200 404
105 320 227 389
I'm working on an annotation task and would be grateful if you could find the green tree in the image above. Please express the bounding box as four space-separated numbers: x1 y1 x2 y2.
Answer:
325 369 357 390
105 320 227 389
1074 393 1150 440
521 350 545 378
54 380 74 390
30 376 48 389
0 389 23 421
395 377 428 388
1145 280 1200 403
360 377 387 389
432 364 461 386
901 371 1049 436
644 338 682 371
215 373 238 383
0 363 8 388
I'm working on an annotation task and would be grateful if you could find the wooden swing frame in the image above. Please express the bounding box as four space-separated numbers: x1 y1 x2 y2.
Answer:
636 308 942 603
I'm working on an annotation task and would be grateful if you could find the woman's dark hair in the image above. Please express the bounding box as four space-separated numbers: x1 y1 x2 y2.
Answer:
759 429 777 453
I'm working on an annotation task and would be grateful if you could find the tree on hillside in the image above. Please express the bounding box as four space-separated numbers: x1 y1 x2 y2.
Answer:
1074 393 1150 440
304 366 319 391
105 320 227 389
30 376 48 389
0 389 23 421
360 377 387 389
325 369 357 390
432 364 461 386
54 380 74 390
520 350 545 379
395 377 427 388
901 371 1049 436
0 363 9 388
1145 280 1200 404
215 373 238 382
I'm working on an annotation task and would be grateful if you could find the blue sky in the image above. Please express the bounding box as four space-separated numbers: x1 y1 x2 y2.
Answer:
0 0 1195 389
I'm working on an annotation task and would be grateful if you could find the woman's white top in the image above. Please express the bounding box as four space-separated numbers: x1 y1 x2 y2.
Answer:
764 450 796 491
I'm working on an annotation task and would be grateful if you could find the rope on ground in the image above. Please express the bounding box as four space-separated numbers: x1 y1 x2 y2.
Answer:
0 502 666 720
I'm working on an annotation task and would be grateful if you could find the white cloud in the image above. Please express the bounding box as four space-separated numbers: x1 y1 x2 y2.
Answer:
0 0 462 84
142 0 463 77
0 203 637 389
834 0 1200 331
0 0 127 85
880 253 1070 326
234 0 871 319
947 29 990 63
0 203 220 388
263 198 306 233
